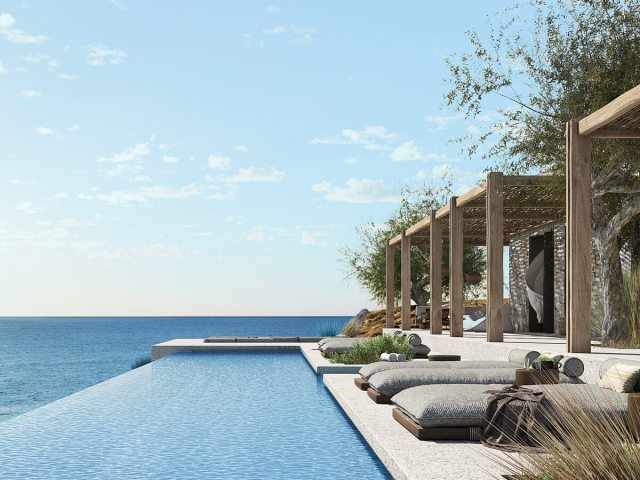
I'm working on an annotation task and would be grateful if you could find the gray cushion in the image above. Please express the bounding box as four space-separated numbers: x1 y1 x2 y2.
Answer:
359 360 520 381
369 368 517 397
412 344 431 356
407 333 422 347
469 308 486 321
318 337 365 354
393 383 628 429
508 349 541 367
393 384 506 427
559 356 584 378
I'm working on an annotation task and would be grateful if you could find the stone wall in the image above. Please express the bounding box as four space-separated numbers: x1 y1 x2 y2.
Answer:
509 221 603 335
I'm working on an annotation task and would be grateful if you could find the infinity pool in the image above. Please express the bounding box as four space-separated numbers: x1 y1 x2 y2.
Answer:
0 351 390 479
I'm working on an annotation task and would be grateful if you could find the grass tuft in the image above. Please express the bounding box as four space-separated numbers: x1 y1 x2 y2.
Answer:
130 355 151 370
316 319 343 337
489 386 640 480
327 335 414 364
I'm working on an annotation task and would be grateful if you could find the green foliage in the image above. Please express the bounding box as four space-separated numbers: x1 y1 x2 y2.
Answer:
327 335 415 365
130 355 151 370
340 180 486 306
316 319 344 337
492 386 640 479
622 263 640 347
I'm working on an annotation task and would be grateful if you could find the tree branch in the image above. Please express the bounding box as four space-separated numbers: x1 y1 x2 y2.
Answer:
594 182 640 197
496 93 559 119
605 194 640 245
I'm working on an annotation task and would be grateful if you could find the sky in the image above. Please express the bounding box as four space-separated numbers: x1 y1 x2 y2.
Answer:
0 0 518 316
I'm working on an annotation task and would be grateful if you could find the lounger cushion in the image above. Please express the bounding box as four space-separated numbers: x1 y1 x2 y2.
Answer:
469 308 486 321
369 368 517 397
318 337 365 354
393 383 628 429
359 360 519 381
393 384 506 427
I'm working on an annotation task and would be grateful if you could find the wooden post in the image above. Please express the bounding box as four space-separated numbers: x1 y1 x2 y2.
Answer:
385 240 395 328
486 172 504 342
429 211 442 335
401 232 412 330
449 198 463 337
566 119 592 353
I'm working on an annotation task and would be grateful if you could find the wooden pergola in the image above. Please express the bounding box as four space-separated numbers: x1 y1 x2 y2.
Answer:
566 83 640 352
385 84 640 354
386 174 565 342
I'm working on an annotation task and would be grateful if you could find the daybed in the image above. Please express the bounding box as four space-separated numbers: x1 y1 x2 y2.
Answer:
392 358 640 441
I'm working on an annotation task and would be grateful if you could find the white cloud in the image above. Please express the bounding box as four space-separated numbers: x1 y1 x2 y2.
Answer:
424 114 463 131
98 143 150 163
246 225 272 242
140 184 199 199
0 61 6 75
21 90 41 98
391 140 421 162
15 201 42 215
265 4 280 13
0 13 47 45
263 25 286 34
311 126 399 150
233 145 249 152
135 243 190 258
261 24 316 45
104 163 143 178
162 155 179 164
300 231 327 246
312 178 398 203
85 44 127 66
207 154 231 170
36 126 53 135
206 192 236 201
344 157 359 164
223 166 285 183
67 124 80 132
78 183 200 206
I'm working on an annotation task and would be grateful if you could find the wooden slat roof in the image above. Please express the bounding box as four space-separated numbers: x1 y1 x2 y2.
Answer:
389 175 564 247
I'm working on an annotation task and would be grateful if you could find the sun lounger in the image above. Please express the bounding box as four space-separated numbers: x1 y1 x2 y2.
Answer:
367 368 518 403
318 336 430 358
355 348 541 391
393 383 638 441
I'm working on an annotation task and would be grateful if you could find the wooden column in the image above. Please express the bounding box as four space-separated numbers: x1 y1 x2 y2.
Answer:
486 172 504 342
401 232 412 330
429 211 442 334
449 198 463 337
566 119 592 353
385 240 395 328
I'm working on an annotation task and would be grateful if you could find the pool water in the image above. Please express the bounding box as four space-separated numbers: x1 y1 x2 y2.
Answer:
0 351 390 479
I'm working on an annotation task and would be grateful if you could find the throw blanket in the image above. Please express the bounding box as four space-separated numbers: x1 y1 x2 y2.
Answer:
481 385 548 451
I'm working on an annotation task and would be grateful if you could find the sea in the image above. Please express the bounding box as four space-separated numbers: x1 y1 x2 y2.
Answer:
0 316 349 422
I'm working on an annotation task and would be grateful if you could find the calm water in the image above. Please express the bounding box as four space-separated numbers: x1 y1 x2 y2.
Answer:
0 351 391 479
0 316 348 421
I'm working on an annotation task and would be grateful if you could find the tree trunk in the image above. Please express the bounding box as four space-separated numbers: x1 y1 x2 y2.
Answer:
412 276 430 306
593 196 629 344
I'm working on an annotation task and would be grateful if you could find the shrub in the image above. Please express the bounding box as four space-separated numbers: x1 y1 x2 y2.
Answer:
316 319 343 337
491 387 640 480
328 335 414 364
130 355 151 370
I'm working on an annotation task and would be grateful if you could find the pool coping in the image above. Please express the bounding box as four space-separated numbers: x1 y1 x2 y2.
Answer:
151 339 363 374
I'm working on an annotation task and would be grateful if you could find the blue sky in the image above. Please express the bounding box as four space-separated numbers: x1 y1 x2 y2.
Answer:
0 0 516 316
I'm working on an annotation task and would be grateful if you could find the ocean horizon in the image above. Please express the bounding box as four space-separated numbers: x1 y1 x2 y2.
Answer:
0 315 350 422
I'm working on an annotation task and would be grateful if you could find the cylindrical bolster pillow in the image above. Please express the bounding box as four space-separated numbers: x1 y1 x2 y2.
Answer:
393 330 405 337
407 333 422 346
559 357 584 378
508 349 541 366
599 358 640 379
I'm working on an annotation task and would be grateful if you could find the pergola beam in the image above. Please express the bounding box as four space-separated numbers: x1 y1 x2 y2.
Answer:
579 84 640 136
449 197 463 337
429 210 443 335
400 232 412 330
486 172 504 342
385 240 395 328
566 119 592 353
